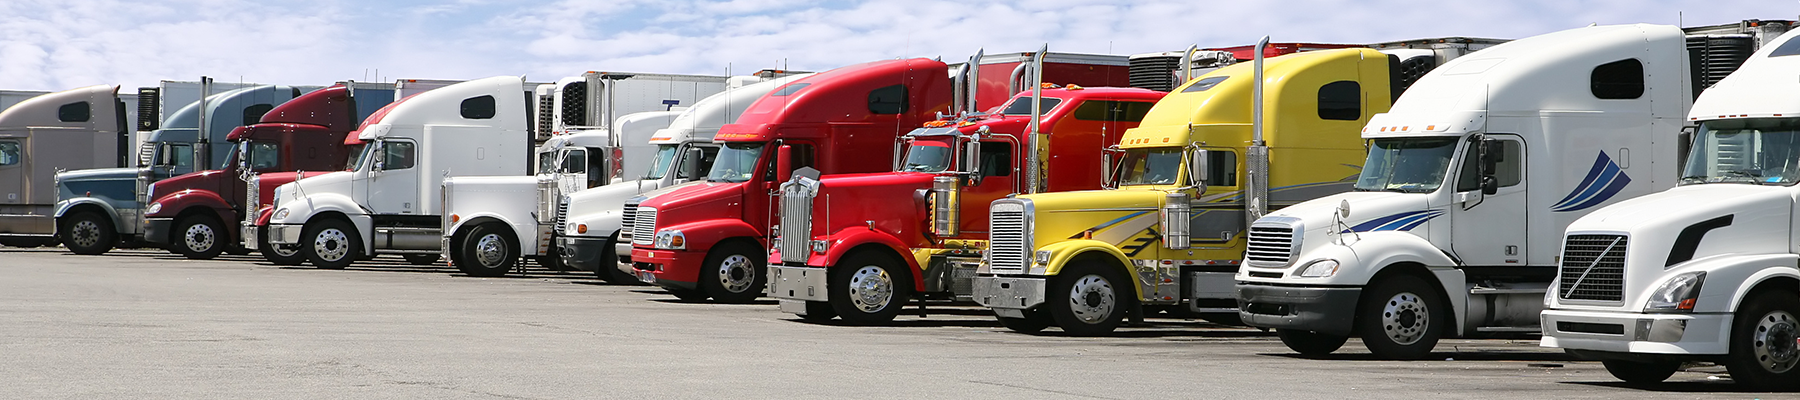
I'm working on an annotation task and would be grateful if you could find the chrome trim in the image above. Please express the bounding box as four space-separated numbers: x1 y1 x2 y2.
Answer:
629 207 657 246
1559 234 1627 303
986 199 1033 274
1245 216 1303 268
778 176 818 264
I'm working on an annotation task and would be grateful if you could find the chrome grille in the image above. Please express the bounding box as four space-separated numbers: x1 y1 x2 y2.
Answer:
987 201 1030 273
1559 234 1627 302
620 202 637 237
1245 217 1303 268
630 207 657 246
554 201 570 234
244 175 260 226
778 180 815 263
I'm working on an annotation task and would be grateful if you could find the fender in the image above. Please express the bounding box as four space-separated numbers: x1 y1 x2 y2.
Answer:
54 197 128 231
253 206 274 226
658 217 763 251
272 192 374 254
561 207 623 239
1326 231 1468 335
151 189 239 243
808 226 922 289
1037 239 1139 298
448 212 540 254
1660 253 1800 313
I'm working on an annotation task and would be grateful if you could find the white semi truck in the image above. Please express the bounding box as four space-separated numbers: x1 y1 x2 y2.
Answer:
549 72 812 282
263 76 533 269
1541 26 1800 391
1235 24 1723 359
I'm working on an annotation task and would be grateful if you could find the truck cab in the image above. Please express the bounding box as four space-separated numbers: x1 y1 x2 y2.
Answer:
55 84 299 255
0 85 128 247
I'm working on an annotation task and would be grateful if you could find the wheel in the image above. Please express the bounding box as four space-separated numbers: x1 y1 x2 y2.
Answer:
996 308 1053 334
302 219 361 269
799 301 837 322
1277 329 1350 356
667 287 709 302
1356 274 1446 360
258 228 306 266
456 223 516 277
595 234 646 285
0 237 52 247
1047 262 1130 336
59 211 116 255
828 252 911 324
173 214 226 260
699 241 766 304
1601 359 1681 384
404 254 439 265
1724 289 1800 391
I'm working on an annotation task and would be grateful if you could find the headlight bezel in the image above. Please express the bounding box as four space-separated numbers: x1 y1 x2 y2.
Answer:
1644 271 1706 313
653 230 686 250
272 208 291 220
145 202 163 215
1295 258 1341 278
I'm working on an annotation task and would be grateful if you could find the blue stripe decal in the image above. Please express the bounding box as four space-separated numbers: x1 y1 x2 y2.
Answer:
1552 151 1631 212
1344 210 1444 232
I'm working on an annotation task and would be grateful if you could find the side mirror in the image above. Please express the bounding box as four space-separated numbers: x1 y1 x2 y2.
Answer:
1100 147 1122 189
236 142 250 170
775 144 793 183
371 143 385 171
1188 148 1209 189
682 147 705 181
962 138 982 175
1479 139 1502 195
1677 126 1697 170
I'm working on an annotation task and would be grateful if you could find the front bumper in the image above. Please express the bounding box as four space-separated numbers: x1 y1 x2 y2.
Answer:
1539 308 1731 355
267 223 303 245
556 235 609 272
143 217 174 245
769 265 829 301
630 246 701 290
1237 283 1362 336
241 225 259 250
972 275 1047 317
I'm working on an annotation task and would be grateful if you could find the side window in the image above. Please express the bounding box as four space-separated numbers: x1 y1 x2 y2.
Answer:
763 143 816 181
1592 59 1645 99
677 147 720 180
461 95 497 119
1317 81 1361 121
242 104 274 126
1455 139 1523 191
1205 151 1238 186
249 142 280 170
867 84 907 115
58 102 91 122
1072 101 1156 122
383 141 416 170
0 141 20 166
161 143 195 169
564 149 587 174
979 142 1012 177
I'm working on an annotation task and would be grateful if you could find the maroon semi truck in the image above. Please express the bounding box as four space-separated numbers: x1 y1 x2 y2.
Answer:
141 84 386 259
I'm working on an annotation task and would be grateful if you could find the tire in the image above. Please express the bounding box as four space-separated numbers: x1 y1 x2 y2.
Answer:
456 223 516 277
302 219 361 270
1723 289 1800 391
258 228 306 266
59 211 116 255
1601 359 1681 384
1277 329 1350 356
828 252 911 325
1047 262 1130 336
1356 274 1446 360
699 241 766 304
595 234 646 285
404 254 440 265
799 301 838 322
173 214 226 260
997 308 1053 334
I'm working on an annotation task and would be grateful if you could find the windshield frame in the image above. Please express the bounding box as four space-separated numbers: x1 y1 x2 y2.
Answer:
348 142 377 172
1116 147 1186 186
898 136 957 173
1681 118 1800 187
1354 136 1461 193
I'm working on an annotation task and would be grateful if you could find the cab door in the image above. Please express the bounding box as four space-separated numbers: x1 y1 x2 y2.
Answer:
0 138 24 205
366 139 421 214
958 140 1015 235
1450 135 1527 265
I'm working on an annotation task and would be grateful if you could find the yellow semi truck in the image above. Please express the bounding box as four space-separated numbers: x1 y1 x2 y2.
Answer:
971 41 1492 335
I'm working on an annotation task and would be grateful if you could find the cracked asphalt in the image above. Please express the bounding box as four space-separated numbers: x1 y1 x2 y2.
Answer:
0 247 1783 399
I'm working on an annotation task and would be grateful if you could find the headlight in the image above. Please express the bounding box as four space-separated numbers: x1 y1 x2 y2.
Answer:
1644 271 1706 313
1296 259 1341 277
654 230 686 250
273 208 290 220
1034 250 1052 265
145 202 163 215
810 240 829 254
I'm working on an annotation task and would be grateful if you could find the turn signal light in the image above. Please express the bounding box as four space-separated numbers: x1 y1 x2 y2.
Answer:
450 214 460 223
577 224 588 234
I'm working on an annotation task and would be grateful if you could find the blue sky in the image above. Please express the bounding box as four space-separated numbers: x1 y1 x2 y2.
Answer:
0 0 1793 91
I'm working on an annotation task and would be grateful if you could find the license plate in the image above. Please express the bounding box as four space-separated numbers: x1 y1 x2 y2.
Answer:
637 270 656 283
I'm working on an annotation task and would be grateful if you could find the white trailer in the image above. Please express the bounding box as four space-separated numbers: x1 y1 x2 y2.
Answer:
1541 25 1800 391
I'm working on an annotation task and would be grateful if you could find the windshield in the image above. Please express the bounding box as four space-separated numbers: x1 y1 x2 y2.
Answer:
1356 137 1458 193
999 97 1063 116
537 150 556 174
645 144 681 180
1682 118 1800 186
707 142 765 183
347 143 373 171
1118 148 1184 186
900 138 954 172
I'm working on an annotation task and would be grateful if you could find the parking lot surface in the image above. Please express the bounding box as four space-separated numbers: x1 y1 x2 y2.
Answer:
0 248 1779 399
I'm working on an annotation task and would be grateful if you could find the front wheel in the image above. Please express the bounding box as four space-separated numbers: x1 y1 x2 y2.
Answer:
258 228 306 266
456 223 516 277
595 234 643 285
302 219 361 270
1355 274 1446 360
828 252 911 325
1047 262 1129 336
1277 329 1349 356
1601 359 1681 384
1724 289 1800 391
173 214 226 260
798 301 837 322
700 241 766 304
60 211 116 255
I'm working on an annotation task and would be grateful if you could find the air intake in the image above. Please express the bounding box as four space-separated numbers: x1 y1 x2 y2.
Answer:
135 87 160 132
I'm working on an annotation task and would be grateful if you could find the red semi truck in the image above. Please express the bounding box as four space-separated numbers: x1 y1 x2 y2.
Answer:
766 84 1165 323
141 84 386 259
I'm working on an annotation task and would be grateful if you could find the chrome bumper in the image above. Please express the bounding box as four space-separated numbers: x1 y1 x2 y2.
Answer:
1188 271 1239 313
769 265 829 301
1540 308 1731 355
267 224 303 245
972 275 1046 317
241 226 259 250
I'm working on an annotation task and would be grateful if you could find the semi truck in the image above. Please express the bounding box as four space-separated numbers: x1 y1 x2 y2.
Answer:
970 44 1454 335
1540 23 1800 390
766 54 1166 322
439 72 730 276
263 76 531 269
0 85 130 247
55 82 303 255
543 72 813 282
140 83 395 259
1235 23 1773 359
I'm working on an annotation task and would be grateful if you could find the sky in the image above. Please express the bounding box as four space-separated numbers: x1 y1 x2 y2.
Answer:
0 0 1794 92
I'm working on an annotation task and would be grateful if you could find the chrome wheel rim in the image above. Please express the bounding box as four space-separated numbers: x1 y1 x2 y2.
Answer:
717 254 755 293
474 233 508 267
847 265 894 313
183 223 215 253
1752 309 1799 374
311 228 350 262
271 244 300 257
1066 274 1115 324
70 220 101 248
1381 291 1430 346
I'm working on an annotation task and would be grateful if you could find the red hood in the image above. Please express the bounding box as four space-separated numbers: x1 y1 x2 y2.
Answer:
640 181 746 213
802 171 936 244
148 169 231 206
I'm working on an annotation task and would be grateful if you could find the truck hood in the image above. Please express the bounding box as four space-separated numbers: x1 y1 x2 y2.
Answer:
56 167 138 182
565 179 699 219
147 169 229 205
637 181 745 230
1012 189 1168 251
1569 184 1792 232
800 171 935 242
276 171 356 208
1268 191 1436 238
